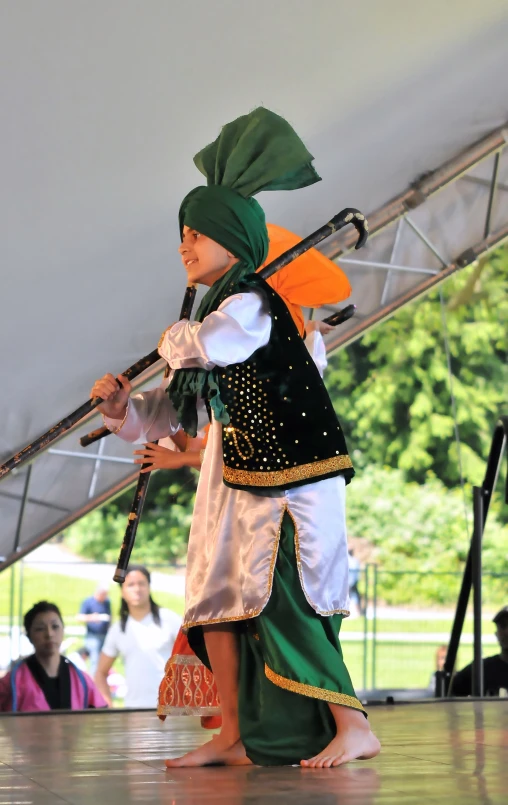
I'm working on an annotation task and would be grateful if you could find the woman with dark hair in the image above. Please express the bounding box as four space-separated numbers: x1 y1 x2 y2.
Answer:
95 566 181 708
0 601 107 712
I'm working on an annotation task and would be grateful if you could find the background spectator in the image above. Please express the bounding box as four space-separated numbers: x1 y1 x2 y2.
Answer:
427 644 448 694
66 646 90 672
451 606 508 697
95 566 181 708
77 585 111 675
0 601 107 712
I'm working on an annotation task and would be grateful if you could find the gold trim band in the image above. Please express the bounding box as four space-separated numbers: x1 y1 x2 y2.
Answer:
157 705 221 717
264 664 365 713
223 455 353 488
165 654 206 668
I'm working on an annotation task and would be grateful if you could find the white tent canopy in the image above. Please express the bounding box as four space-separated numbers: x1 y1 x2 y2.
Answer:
1 0 508 568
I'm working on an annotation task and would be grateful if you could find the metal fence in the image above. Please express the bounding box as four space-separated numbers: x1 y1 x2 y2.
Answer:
342 566 507 695
1 559 506 698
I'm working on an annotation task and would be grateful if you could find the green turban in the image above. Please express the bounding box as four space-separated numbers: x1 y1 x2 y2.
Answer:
180 186 268 271
179 107 321 271
169 107 321 436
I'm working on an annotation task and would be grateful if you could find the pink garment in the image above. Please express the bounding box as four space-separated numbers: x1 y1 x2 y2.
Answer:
0 657 108 712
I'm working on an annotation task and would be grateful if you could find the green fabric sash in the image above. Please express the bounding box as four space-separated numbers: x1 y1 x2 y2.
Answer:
169 107 321 435
167 262 254 436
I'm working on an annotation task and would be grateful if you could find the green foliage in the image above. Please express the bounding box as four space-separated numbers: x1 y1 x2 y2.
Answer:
347 466 508 606
65 466 197 564
326 248 508 488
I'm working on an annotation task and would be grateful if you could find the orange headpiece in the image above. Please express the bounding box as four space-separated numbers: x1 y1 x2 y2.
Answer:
258 224 351 336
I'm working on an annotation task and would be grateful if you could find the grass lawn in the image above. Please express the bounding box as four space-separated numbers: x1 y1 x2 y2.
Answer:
341 615 498 637
341 637 476 691
0 566 185 624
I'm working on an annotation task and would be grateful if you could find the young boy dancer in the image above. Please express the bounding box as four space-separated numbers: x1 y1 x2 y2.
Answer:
92 108 380 767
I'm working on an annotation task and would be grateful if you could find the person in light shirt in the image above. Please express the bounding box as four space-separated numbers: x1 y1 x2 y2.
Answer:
95 565 181 708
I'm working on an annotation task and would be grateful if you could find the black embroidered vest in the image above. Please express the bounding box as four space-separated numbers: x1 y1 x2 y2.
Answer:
218 275 354 491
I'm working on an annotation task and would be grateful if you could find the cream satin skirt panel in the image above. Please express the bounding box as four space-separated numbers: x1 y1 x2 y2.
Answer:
183 419 350 628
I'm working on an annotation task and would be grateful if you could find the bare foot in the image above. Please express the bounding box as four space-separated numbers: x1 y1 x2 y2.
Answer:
165 735 253 768
300 724 380 768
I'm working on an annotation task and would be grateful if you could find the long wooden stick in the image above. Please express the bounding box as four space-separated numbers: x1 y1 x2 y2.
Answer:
80 207 367 449
0 208 367 480
112 286 197 583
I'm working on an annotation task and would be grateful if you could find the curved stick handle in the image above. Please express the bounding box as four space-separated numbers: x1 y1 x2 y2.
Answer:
331 208 369 250
258 207 368 280
322 304 356 327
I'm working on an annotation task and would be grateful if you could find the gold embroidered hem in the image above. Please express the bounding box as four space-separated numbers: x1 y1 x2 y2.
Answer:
157 704 221 717
223 454 353 487
166 653 204 667
264 664 365 713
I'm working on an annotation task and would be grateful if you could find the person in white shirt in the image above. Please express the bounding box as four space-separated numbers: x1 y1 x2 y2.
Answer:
95 565 181 708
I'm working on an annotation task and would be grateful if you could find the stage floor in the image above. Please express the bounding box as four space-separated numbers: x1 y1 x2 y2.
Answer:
0 700 507 804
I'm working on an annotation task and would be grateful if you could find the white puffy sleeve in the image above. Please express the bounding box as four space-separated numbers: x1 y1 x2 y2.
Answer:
103 376 181 444
158 291 271 370
304 330 327 377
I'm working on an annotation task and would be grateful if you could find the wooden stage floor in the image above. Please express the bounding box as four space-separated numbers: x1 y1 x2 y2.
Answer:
0 700 507 804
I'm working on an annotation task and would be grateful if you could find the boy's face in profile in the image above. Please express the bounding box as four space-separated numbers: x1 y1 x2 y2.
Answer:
179 226 237 286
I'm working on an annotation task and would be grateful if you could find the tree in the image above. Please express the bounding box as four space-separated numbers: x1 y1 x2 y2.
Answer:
346 466 508 606
326 247 508 488
65 466 197 564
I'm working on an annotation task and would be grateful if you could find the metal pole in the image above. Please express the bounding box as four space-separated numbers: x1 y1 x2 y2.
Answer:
340 257 438 276
17 560 24 657
472 486 484 697
443 418 508 696
484 151 500 239
372 565 378 691
362 564 369 691
88 437 106 499
403 215 449 268
12 465 32 554
8 565 16 665
326 221 508 356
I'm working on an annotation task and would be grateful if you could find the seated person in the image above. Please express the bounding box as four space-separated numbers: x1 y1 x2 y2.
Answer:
451 606 508 697
0 601 108 712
